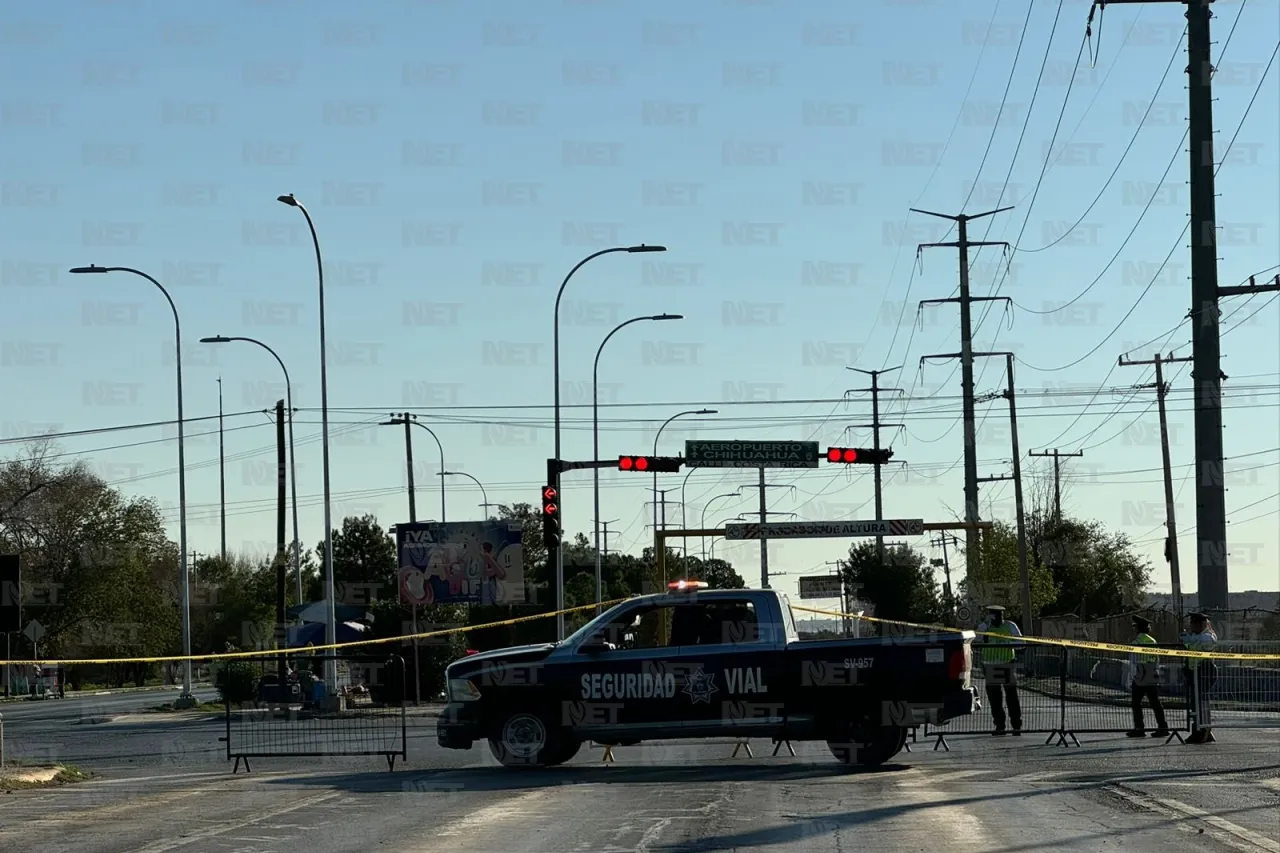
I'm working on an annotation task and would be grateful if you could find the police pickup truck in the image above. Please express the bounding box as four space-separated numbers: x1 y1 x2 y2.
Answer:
437 582 977 768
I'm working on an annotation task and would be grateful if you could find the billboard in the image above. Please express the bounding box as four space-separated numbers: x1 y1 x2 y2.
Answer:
395 521 525 606
798 576 843 600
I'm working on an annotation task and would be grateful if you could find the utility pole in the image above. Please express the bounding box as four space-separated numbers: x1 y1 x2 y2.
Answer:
1029 449 1083 521
401 418 417 523
739 471 794 589
1103 0 1280 610
218 377 226 562
1120 351 1194 621
273 399 287 685
846 367 904 565
916 205 1013 585
600 519 618 558
931 533 959 615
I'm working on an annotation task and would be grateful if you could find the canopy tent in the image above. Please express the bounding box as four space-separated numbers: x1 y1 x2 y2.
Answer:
285 620 371 649
286 600 368 623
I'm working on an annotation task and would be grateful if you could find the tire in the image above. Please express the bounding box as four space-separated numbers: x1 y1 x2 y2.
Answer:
487 710 570 768
827 722 907 767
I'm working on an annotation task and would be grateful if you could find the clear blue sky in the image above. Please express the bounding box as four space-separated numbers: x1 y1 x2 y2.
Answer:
1 0 1277 605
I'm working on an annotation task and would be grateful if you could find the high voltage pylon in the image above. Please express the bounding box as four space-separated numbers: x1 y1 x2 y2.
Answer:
844 366 904 565
914 204 1013 585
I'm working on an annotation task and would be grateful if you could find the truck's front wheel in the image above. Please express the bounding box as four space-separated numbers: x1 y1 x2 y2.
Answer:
827 722 907 767
488 711 575 768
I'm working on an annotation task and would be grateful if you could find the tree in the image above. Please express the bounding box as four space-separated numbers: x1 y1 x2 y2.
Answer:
0 442 182 687
963 510 1152 620
838 542 941 624
314 514 398 605
957 520 1057 624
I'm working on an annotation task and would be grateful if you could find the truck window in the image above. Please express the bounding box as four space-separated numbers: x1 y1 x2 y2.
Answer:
671 601 761 646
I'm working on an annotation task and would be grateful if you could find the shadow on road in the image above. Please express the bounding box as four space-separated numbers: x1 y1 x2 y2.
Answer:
255 761 915 792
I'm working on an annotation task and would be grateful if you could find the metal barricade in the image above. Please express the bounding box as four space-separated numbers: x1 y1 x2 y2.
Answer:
923 643 1197 746
223 653 407 773
1201 642 1280 731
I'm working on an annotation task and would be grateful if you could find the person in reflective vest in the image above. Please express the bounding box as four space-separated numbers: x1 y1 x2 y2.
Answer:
1126 615 1169 738
976 605 1023 735
1180 612 1218 744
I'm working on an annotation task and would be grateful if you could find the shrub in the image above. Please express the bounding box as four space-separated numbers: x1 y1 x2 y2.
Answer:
215 660 259 704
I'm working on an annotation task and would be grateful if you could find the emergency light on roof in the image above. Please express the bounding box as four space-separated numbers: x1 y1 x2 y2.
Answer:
667 580 708 592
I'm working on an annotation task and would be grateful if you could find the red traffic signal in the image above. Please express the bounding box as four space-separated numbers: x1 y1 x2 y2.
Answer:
826 447 893 465
618 455 682 473
541 485 559 516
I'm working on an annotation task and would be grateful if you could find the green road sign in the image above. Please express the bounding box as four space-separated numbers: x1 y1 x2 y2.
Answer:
684 440 820 469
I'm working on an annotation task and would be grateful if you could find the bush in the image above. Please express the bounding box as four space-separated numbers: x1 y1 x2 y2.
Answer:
215 660 259 704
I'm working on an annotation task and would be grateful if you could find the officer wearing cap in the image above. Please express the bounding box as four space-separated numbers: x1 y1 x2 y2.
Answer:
976 605 1024 735
1180 612 1218 744
1126 615 1169 738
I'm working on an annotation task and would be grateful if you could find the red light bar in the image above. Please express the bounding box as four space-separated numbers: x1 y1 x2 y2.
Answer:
667 580 708 591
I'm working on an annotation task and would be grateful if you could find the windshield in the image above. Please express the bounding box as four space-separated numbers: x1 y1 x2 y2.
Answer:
560 599 636 646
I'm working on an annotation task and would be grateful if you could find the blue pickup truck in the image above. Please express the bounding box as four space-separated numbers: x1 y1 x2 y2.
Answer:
438 583 977 768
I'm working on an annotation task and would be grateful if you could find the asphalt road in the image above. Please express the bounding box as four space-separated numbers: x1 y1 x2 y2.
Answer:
1 716 1277 853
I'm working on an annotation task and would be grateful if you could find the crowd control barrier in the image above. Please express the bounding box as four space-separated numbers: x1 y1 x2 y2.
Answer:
923 642 1280 746
222 653 407 773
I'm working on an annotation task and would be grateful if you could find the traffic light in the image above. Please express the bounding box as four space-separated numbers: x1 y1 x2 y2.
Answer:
826 447 894 465
618 455 682 473
541 484 561 548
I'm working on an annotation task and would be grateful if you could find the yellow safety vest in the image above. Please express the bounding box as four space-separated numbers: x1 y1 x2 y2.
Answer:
1133 633 1158 663
982 622 1019 664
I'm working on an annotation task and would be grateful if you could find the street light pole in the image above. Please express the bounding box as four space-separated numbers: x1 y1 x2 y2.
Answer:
201 335 302 608
593 313 683 609
651 409 716 540
700 492 742 562
439 471 492 519
70 264 193 704
276 193 336 685
551 244 666 640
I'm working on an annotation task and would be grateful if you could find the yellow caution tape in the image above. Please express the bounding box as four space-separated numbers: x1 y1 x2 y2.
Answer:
792 605 1280 662
0 598 630 666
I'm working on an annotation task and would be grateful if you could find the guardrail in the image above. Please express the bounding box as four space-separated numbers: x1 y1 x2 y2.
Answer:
222 653 407 773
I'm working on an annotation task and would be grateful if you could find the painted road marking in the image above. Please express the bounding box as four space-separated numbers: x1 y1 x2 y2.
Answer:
129 791 342 853
1107 785 1280 853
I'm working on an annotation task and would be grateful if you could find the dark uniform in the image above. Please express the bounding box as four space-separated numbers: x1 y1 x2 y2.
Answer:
1126 616 1169 738
1180 612 1218 744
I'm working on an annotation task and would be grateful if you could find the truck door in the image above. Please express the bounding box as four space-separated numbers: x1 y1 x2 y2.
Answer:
558 601 684 739
669 598 785 736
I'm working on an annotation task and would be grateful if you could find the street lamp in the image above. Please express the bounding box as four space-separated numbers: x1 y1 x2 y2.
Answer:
551 244 665 640
439 471 491 519
201 335 302 608
700 492 743 562
69 264 194 706
276 192 337 685
593 313 682 608
652 409 716 537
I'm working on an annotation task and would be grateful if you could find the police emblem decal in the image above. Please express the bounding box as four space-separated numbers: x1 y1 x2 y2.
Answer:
682 666 718 704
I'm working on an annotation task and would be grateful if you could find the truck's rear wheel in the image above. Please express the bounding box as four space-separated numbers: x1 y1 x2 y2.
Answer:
827 722 907 767
488 711 574 768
